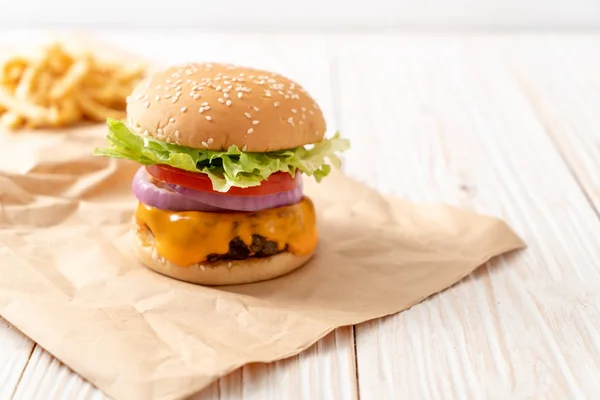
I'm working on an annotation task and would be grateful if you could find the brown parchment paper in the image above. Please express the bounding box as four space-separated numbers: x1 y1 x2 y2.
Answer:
0 123 525 399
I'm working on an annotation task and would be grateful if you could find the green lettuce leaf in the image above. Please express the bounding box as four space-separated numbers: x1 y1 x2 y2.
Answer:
93 118 351 192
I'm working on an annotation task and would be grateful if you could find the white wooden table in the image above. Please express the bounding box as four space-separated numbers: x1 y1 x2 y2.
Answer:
2 30 600 399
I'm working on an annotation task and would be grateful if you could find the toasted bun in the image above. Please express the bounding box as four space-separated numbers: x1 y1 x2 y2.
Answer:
126 62 326 152
133 225 314 286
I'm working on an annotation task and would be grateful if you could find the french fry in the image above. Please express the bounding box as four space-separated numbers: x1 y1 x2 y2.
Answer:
0 112 24 130
0 41 146 131
0 88 50 121
77 91 126 122
50 57 90 100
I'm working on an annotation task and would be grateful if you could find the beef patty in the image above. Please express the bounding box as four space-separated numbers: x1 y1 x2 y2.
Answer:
206 234 285 262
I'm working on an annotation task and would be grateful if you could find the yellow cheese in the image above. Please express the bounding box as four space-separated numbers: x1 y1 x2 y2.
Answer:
135 197 318 266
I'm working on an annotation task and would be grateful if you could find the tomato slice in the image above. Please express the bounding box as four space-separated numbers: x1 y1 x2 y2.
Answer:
145 164 300 196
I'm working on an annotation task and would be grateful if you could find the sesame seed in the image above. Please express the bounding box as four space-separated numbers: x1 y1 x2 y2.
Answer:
174 130 180 140
202 141 209 147
156 95 162 101
165 137 171 143
199 107 204 113
155 85 162 89
253 106 260 111
205 116 212 121
166 79 172 83
302 113 306 119
164 94 171 99
284 95 290 99
181 106 187 112
204 106 211 111
169 117 175 123
252 120 259 125
218 98 224 104
201 102 209 106
265 90 272 97
237 92 243 99
223 92 230 99
240 73 245 77
157 128 164 135
215 85 222 91
309 110 315 115
136 94 144 100
291 109 297 113
242 145 248 151
207 138 214 144
274 102 280 107
144 101 150 108
247 128 254 134
172 97 178 103
301 107 306 112
287 117 294 125
193 94 201 100
244 112 251 119
175 86 182 92
226 100 232 106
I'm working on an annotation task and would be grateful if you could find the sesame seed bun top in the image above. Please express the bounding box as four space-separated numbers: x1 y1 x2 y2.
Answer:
126 62 327 152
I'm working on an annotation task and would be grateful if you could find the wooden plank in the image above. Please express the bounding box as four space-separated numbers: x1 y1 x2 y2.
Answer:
498 35 600 211
5 32 357 400
0 318 34 400
193 328 356 400
12 346 106 400
334 33 600 399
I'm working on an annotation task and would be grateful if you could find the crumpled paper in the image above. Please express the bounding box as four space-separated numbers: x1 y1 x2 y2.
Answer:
0 123 524 399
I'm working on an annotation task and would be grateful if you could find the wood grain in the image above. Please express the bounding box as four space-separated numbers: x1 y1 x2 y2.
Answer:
502 35 600 211
0 318 34 400
193 328 356 400
11 346 105 400
334 33 600 399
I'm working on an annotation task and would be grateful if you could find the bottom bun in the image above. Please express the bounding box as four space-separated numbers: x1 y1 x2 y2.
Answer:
134 227 314 286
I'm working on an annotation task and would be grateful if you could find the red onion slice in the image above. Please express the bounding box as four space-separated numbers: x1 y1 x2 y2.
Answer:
132 167 225 212
167 178 304 212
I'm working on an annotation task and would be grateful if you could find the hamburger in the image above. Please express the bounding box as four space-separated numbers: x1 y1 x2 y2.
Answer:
94 62 349 285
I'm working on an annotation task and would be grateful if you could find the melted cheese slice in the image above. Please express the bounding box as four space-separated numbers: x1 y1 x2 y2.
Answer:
135 197 318 266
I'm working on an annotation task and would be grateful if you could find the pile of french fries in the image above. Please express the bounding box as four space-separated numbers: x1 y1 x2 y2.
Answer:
0 42 146 130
